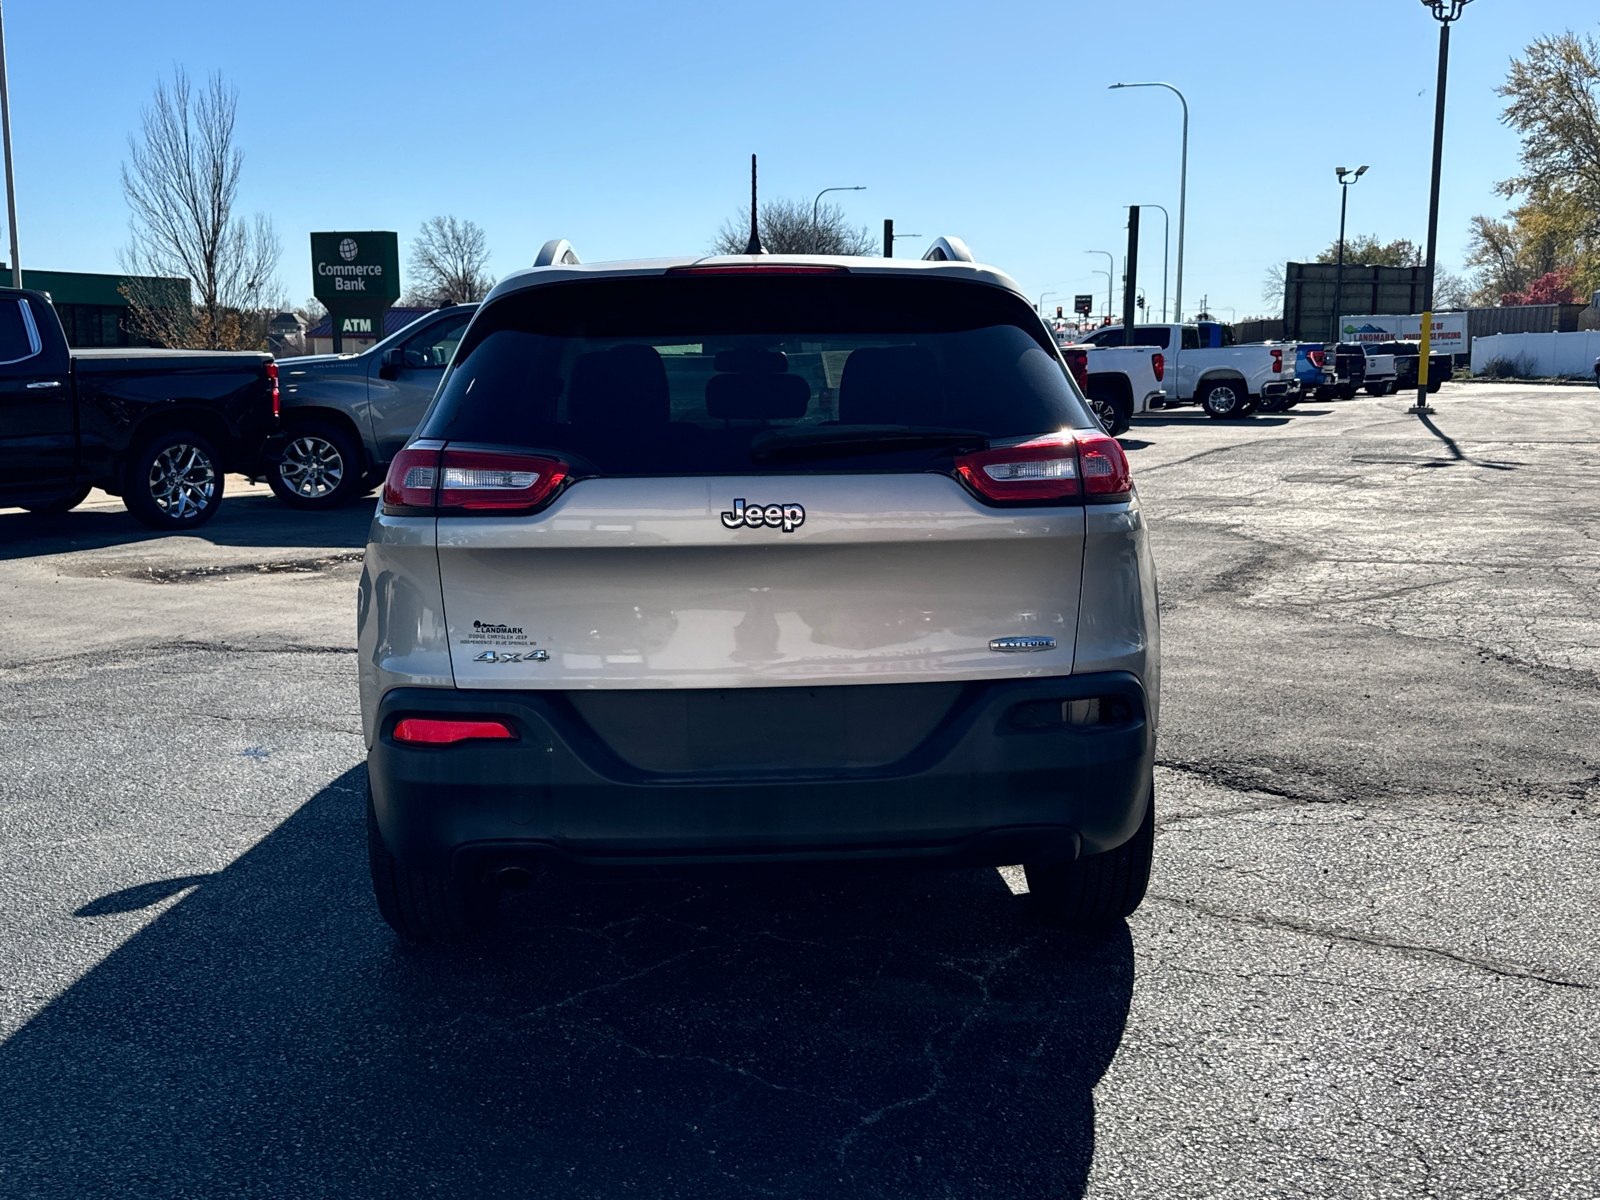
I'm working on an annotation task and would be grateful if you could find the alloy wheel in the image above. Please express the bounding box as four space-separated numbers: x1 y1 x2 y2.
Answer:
147 443 218 520
279 435 346 499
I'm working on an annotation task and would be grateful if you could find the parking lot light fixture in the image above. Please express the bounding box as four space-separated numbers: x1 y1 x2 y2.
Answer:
810 186 865 253
1085 250 1114 320
1413 0 1471 414
1038 291 1057 317
1332 165 1369 342
0 2 20 287
1110 82 1188 322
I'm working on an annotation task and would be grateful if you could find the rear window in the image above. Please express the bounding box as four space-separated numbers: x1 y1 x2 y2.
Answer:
419 274 1094 476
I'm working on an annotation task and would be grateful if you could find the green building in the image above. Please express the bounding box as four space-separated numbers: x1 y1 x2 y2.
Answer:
0 265 189 347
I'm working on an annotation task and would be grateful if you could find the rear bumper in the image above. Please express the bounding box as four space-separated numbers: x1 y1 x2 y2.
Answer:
368 673 1154 878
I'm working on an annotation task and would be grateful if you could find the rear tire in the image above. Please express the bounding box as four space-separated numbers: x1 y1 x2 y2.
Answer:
1199 379 1248 419
1256 392 1288 413
1428 378 1443 394
1365 384 1388 396
367 783 498 941
269 421 365 509
1026 789 1154 928
20 485 91 514
1087 387 1131 436
123 430 225 530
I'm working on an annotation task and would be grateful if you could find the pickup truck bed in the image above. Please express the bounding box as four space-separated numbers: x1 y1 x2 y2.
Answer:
0 288 278 528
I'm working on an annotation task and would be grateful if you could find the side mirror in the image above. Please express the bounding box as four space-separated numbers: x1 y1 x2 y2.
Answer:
378 347 404 380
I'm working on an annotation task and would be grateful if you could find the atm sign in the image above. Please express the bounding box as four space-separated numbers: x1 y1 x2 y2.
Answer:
340 317 374 334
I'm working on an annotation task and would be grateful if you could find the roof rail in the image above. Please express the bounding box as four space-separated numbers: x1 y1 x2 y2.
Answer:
921 236 974 263
534 239 581 267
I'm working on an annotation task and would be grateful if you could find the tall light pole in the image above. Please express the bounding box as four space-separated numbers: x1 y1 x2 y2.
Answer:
1412 0 1471 415
1085 250 1114 320
1110 82 1187 322
0 2 21 287
811 185 865 253
1038 291 1057 317
1136 203 1170 320
1332 165 1369 342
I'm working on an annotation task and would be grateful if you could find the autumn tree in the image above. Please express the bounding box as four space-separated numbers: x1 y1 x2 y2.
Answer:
119 69 280 349
1466 29 1600 305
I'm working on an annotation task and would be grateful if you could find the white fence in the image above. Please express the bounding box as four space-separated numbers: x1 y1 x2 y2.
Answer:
1470 330 1600 377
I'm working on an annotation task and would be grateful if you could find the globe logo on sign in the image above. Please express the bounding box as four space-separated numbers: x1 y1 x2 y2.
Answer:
339 237 358 262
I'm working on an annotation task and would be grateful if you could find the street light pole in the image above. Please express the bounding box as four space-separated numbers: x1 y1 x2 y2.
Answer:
1136 203 1170 321
1038 291 1057 317
1412 0 1470 414
0 2 21 287
1085 250 1114 319
1110 82 1187 321
1331 165 1368 342
811 185 865 253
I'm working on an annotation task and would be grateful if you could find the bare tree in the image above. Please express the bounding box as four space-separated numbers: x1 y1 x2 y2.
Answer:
119 69 280 349
711 197 877 256
404 216 493 306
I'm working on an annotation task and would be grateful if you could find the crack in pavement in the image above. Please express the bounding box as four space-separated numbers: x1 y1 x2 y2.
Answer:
1151 894 1596 990
0 639 357 673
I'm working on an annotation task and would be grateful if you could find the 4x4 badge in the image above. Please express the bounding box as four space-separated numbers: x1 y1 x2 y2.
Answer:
473 650 550 663
721 499 805 533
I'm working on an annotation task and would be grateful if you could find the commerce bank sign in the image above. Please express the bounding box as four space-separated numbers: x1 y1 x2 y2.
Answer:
311 231 400 349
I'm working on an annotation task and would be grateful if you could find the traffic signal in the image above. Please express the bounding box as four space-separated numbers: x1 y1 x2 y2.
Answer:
1056 306 1063 318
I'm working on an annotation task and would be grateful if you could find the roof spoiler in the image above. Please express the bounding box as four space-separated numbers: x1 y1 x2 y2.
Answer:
533 239 581 267
921 236 974 263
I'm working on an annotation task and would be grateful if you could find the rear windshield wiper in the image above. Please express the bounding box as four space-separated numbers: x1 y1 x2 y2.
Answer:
749 425 988 463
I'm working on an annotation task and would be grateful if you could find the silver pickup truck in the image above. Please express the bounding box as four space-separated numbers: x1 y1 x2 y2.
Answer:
269 305 477 508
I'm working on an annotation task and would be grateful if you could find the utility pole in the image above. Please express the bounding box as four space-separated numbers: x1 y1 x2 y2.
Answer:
0 2 21 287
1122 208 1141 339
884 219 893 258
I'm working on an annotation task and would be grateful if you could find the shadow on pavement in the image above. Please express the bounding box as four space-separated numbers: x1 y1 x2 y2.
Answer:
0 486 374 563
0 765 1135 1199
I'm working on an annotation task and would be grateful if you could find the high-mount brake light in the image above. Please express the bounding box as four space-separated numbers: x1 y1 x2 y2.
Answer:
383 446 440 510
265 362 279 417
438 449 569 512
1151 352 1164 382
1061 346 1090 392
664 265 851 275
953 432 1131 504
393 718 517 746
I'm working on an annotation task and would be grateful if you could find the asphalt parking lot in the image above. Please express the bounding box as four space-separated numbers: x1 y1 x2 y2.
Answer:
1 381 1596 1199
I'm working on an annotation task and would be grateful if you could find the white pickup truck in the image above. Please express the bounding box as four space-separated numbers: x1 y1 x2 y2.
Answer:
1074 323 1298 419
1054 333 1166 435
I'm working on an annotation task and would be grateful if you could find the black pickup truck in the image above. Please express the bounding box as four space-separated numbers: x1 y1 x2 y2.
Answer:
0 287 278 529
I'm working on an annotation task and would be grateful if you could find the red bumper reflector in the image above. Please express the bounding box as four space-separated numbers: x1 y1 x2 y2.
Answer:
392 718 516 745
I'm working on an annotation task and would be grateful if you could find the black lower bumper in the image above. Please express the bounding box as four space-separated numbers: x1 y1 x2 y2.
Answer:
368 674 1155 880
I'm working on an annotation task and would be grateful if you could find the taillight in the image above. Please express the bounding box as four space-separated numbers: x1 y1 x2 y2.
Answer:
383 446 441 511
392 718 517 746
1270 349 1283 373
1151 352 1164 382
1308 350 1326 368
382 446 570 515
953 432 1131 505
1076 432 1133 499
439 449 569 512
1062 347 1089 392
265 362 279 417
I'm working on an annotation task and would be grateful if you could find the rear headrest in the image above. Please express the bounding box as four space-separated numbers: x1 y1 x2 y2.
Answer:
566 344 670 428
838 346 944 425
713 348 788 374
705 372 811 420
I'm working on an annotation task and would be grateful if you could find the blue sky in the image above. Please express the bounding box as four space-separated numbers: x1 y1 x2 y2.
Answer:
5 0 1593 320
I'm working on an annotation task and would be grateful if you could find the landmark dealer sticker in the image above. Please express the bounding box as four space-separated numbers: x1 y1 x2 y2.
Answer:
460 620 534 648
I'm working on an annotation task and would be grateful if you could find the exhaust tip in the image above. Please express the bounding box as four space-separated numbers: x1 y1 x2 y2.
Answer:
497 866 535 891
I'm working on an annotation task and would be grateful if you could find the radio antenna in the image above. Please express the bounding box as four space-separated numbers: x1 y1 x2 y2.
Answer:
743 154 765 255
